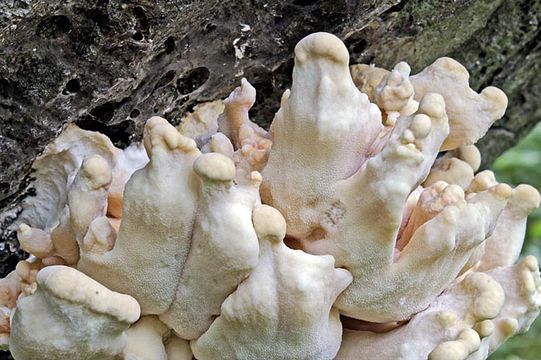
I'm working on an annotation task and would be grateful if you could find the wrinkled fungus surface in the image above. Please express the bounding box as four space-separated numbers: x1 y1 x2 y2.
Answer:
0 33 540 360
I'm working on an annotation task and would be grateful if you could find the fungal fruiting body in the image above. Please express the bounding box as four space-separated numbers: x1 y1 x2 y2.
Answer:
0 32 539 360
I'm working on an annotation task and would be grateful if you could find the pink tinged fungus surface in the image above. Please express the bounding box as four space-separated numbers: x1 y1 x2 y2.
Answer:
410 57 508 151
2 32 540 360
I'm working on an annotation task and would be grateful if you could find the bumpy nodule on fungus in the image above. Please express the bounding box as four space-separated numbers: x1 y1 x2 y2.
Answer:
0 32 540 360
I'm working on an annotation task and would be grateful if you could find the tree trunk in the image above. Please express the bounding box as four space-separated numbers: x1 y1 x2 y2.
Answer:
0 0 540 277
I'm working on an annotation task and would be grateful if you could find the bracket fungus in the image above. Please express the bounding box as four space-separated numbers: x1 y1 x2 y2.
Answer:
1 32 540 360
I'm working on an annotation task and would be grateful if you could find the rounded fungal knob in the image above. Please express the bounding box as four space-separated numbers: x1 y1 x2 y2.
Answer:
193 153 236 182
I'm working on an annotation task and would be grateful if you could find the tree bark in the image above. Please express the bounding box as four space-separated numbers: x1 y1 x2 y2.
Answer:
0 0 540 277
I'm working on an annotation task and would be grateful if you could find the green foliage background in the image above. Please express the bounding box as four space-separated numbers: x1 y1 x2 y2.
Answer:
490 122 541 360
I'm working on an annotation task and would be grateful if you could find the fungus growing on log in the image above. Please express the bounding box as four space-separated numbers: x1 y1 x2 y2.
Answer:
0 32 539 360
